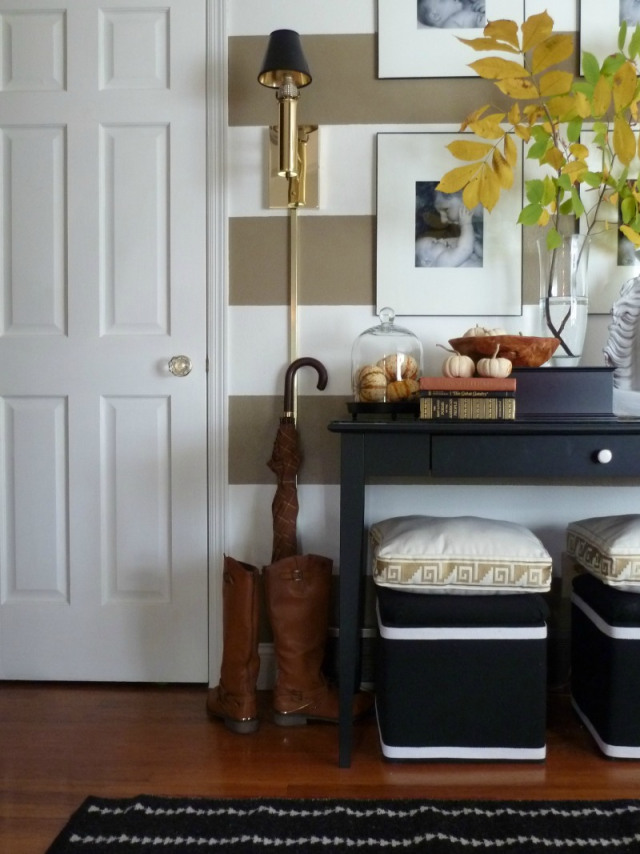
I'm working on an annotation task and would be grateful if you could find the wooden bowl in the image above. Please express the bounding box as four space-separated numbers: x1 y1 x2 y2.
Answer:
448 335 560 368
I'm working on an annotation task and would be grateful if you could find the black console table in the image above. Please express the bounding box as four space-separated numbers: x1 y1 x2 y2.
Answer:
328 416 640 768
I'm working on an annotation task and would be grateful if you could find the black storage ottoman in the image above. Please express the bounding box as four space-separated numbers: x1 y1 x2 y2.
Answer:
375 586 549 761
571 572 640 758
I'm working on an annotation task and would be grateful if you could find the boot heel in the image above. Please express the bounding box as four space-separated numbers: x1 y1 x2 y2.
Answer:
273 710 308 727
225 716 259 734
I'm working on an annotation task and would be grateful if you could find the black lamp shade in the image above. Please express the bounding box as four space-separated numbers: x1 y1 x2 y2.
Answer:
257 29 312 89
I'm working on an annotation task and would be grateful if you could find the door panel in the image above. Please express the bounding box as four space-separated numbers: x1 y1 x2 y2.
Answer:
0 0 208 681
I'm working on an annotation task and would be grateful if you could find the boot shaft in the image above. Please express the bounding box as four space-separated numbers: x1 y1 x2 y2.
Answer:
264 555 333 696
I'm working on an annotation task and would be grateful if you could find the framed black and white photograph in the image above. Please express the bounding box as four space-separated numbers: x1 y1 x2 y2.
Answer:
579 0 632 71
579 127 640 314
376 132 523 316
378 0 524 78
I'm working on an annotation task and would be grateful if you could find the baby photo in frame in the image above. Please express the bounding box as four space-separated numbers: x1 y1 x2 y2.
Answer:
377 0 524 78
376 132 523 316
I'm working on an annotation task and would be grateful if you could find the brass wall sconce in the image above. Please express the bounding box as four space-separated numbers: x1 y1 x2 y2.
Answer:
258 29 319 210
257 29 320 398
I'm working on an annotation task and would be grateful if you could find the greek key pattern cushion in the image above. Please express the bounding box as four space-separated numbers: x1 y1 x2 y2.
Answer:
371 515 552 594
567 514 640 589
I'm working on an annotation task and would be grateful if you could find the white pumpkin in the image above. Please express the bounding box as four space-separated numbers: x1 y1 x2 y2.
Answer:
442 350 475 378
487 327 508 336
476 344 512 378
463 324 488 337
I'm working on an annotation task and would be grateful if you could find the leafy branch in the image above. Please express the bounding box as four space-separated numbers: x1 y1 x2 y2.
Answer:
436 11 640 252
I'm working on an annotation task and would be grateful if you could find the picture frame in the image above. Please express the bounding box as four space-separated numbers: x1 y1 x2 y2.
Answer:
579 0 631 72
376 132 523 317
377 0 524 79
579 128 640 314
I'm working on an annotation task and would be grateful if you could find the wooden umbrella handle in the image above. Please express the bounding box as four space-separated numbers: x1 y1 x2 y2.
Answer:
284 357 328 416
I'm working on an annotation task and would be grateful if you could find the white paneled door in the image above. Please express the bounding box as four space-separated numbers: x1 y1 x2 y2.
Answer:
0 0 209 680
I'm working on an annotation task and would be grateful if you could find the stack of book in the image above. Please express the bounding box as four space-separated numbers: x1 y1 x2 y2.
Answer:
419 375 517 420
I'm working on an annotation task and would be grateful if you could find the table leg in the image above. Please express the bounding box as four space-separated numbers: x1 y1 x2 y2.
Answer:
338 433 366 768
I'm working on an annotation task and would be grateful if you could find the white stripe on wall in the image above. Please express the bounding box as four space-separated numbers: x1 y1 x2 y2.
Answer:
228 1 376 37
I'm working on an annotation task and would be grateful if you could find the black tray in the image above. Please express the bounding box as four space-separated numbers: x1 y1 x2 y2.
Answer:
347 401 420 420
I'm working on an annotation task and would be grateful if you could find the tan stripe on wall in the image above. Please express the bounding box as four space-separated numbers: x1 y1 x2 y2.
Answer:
230 34 514 128
230 216 375 306
229 395 345 485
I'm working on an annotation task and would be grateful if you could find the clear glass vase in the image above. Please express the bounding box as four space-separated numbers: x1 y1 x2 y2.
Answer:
537 233 590 368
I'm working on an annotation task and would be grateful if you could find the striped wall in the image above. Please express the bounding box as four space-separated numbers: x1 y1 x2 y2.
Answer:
224 1 630 596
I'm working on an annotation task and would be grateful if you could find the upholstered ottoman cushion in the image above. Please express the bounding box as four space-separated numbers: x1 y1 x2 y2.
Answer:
371 515 552 594
571 571 640 758
375 585 549 760
567 514 640 590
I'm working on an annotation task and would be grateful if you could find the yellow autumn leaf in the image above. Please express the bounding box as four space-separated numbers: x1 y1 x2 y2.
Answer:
521 11 554 53
457 36 520 55
562 160 588 181
436 163 482 194
504 134 518 167
462 178 481 210
614 115 637 165
460 105 490 132
468 57 530 80
574 90 594 119
492 148 513 189
495 77 540 99
446 139 494 161
477 163 501 210
523 104 546 123
531 34 574 74
592 76 612 117
513 124 531 142
484 19 520 50
537 208 550 226
543 147 565 171
569 143 590 159
507 104 521 125
545 94 579 120
468 118 506 140
613 61 638 112
539 70 574 98
620 224 640 246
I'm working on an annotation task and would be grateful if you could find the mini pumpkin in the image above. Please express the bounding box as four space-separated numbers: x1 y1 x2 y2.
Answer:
386 378 420 401
439 346 475 378
476 344 512 378
463 324 489 337
356 364 387 401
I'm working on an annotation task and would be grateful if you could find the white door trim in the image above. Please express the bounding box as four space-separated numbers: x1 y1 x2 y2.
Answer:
206 0 228 684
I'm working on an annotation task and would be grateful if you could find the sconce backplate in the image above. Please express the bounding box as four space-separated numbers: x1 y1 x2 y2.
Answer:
268 125 319 209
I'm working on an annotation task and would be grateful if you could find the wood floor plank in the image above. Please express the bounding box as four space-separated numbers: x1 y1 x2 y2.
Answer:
1 683 639 853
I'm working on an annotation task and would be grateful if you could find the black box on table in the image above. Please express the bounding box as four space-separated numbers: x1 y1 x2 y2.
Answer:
511 367 614 417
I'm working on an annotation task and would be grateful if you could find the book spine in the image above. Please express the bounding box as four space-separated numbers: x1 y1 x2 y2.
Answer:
419 377 516 392
419 396 516 420
420 389 515 398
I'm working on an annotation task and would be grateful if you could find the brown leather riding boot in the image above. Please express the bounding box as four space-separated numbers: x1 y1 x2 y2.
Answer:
206 556 260 734
264 555 373 726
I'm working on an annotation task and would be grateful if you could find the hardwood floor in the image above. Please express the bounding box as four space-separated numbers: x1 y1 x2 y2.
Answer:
2 683 640 853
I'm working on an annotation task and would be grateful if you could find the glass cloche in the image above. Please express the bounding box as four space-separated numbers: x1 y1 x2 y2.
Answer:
351 307 423 403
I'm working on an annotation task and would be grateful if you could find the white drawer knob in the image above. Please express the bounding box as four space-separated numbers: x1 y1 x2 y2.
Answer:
596 449 613 464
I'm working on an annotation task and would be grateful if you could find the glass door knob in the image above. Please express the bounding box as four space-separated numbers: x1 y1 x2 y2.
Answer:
168 355 192 377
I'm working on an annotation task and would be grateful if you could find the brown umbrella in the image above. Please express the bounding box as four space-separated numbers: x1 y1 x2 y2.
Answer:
267 357 327 562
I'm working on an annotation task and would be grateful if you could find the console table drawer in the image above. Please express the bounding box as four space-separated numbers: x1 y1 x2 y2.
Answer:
432 434 640 478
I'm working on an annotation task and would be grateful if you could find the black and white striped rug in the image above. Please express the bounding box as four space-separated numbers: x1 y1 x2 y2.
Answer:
46 796 640 853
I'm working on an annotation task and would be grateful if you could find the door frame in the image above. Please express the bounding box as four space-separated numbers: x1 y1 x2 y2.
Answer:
206 0 227 684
